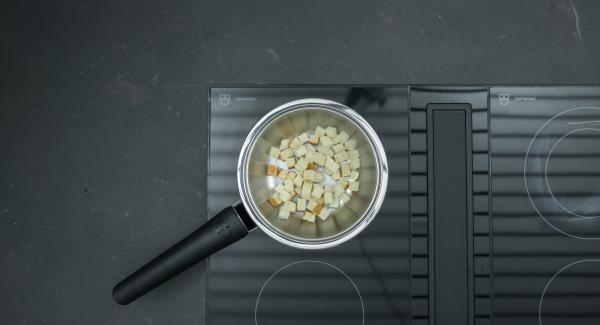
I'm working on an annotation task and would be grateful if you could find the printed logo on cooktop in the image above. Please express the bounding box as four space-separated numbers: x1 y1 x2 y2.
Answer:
219 93 231 106
499 93 510 106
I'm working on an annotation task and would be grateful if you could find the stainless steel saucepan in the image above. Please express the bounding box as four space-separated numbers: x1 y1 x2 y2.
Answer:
113 98 388 304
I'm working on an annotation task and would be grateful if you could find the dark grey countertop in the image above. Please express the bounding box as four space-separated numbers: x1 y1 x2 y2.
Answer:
1 1 599 324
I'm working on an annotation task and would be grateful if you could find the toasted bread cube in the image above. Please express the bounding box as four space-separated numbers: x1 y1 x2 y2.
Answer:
284 179 294 192
311 184 324 199
344 139 357 150
350 158 360 169
341 164 351 177
279 138 290 150
269 146 280 158
349 170 359 180
286 157 296 168
301 182 312 199
268 194 283 206
277 168 289 179
332 143 345 154
303 170 315 181
294 145 307 158
313 171 325 183
325 126 337 137
267 164 278 176
334 131 349 144
312 201 324 214
334 183 345 196
305 162 316 170
315 126 326 137
335 151 349 162
332 170 341 180
296 158 308 171
306 200 318 212
349 181 360 192
324 191 333 205
286 171 296 182
298 132 309 144
278 207 291 219
280 148 293 160
318 207 331 221
289 137 301 149
340 180 349 189
302 211 315 222
348 149 360 159
297 198 307 211
294 173 304 186
275 183 286 193
308 134 319 145
284 200 296 212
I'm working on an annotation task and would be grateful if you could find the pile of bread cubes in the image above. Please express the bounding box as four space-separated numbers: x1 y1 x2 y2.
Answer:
266 125 361 223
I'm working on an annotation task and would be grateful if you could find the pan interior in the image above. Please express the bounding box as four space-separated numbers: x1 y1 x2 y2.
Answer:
245 107 378 242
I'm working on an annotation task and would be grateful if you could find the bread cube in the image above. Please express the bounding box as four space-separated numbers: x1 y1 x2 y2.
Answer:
315 126 326 137
334 131 349 145
301 211 315 222
305 143 316 152
325 158 340 172
278 207 291 219
296 158 308 171
268 194 283 206
279 148 293 160
275 183 286 193
332 170 341 180
293 173 303 186
289 137 301 149
297 198 307 211
286 171 297 182
320 136 334 148
312 171 325 183
308 134 319 145
333 183 345 196
318 207 331 221
298 132 309 144
301 182 312 199
311 184 324 200
340 193 351 204
279 138 290 150
334 151 349 162
279 191 292 202
340 180 349 189
267 164 278 176
330 197 339 208
349 181 360 192
344 139 357 150
303 170 315 181
324 191 333 205
284 179 294 192
277 169 289 179
350 158 360 169
349 170 359 181
341 164 351 177
269 147 280 158
307 162 318 170
332 143 345 154
325 126 337 137
284 200 296 212
314 152 326 166
294 145 307 158
348 150 360 159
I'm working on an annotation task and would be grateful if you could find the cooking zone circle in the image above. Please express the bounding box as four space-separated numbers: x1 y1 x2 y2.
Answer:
254 260 364 325
538 259 600 325
524 107 600 239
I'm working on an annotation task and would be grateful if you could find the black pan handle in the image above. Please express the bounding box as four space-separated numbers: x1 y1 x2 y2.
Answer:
112 204 255 305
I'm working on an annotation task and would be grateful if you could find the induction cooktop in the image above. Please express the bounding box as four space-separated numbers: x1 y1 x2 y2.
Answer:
207 86 600 325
